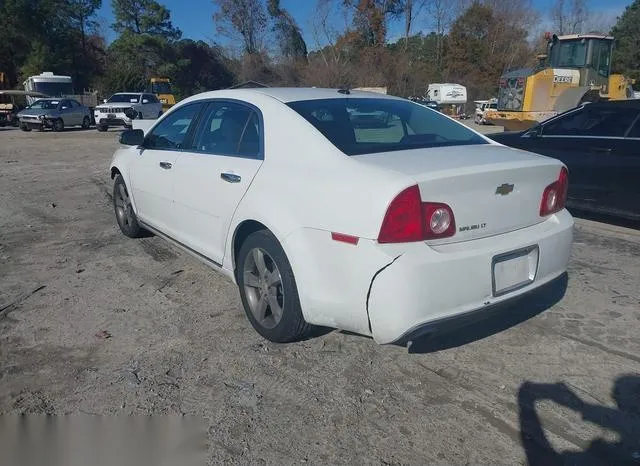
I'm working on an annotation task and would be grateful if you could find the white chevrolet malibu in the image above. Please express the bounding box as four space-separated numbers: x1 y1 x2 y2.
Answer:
109 88 573 345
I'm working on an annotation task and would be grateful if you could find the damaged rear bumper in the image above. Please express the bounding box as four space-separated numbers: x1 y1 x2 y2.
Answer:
367 210 573 344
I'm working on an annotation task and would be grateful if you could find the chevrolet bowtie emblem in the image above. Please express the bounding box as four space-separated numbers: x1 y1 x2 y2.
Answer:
495 183 514 195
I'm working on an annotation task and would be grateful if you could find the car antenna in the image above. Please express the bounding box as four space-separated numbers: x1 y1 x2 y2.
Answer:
338 87 350 95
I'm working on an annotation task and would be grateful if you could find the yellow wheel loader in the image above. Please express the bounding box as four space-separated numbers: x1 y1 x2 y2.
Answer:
486 33 635 131
150 77 176 112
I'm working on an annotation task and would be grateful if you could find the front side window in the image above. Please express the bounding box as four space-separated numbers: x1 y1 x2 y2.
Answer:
108 94 140 104
29 99 59 110
550 40 587 68
190 102 261 157
543 106 639 137
287 98 487 156
151 82 172 94
145 103 203 150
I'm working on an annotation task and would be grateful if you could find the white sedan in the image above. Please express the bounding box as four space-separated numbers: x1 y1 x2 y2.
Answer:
109 88 573 344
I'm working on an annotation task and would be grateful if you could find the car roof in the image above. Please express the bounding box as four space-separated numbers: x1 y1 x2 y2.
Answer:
585 99 640 109
189 87 402 104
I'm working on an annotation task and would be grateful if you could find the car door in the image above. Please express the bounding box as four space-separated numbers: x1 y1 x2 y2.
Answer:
58 100 75 126
611 116 640 219
70 100 84 125
141 94 158 119
534 105 639 214
171 101 264 264
128 102 205 236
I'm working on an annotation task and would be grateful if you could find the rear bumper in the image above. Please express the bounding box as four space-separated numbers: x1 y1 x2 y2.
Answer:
284 210 573 344
367 210 573 343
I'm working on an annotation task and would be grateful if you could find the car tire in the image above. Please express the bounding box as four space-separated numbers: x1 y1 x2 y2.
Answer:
113 174 144 238
97 124 107 132
20 124 31 132
237 230 312 343
53 119 64 132
82 116 91 129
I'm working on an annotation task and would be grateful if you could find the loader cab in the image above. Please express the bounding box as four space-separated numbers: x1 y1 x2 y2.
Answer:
547 34 614 88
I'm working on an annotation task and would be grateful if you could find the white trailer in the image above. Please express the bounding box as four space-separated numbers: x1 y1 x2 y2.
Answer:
426 83 467 105
23 72 98 109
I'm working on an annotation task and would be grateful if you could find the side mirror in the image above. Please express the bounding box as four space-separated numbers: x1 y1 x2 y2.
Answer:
527 125 541 138
124 108 139 119
119 129 145 146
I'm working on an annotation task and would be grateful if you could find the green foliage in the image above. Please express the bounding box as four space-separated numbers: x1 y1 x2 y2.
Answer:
0 0 104 90
267 0 308 60
111 0 181 39
213 0 267 55
610 0 640 87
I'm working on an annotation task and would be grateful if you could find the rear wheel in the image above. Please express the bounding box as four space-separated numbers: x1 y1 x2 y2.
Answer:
237 230 312 343
82 116 91 129
113 174 144 238
53 118 64 132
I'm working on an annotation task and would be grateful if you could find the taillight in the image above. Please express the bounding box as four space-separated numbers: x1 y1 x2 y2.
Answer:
423 203 456 239
378 185 456 243
540 167 568 216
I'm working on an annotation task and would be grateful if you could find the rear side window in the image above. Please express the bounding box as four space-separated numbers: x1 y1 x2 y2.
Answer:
190 102 261 158
627 119 640 138
287 98 487 156
145 103 203 150
543 106 639 137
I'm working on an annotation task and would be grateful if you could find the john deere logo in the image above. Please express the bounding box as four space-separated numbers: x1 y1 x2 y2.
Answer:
495 183 514 195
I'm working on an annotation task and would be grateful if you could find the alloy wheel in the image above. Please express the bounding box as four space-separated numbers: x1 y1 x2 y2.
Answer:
243 248 284 329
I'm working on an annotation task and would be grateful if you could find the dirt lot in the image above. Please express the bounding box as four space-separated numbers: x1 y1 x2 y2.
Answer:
1 126 639 465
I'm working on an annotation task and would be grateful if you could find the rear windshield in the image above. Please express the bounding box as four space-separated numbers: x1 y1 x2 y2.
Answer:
287 98 487 155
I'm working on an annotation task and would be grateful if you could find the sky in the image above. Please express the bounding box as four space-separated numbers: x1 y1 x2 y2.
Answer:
96 0 632 49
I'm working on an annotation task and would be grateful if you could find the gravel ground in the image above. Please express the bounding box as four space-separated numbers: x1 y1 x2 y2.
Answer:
1 126 639 465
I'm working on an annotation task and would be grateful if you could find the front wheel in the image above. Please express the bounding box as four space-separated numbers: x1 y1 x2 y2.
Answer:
53 118 64 132
113 175 144 238
97 124 107 132
20 124 31 132
237 230 312 343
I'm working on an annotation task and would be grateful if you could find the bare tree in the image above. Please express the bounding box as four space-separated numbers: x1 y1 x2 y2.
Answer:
212 0 267 55
551 0 588 35
402 0 429 43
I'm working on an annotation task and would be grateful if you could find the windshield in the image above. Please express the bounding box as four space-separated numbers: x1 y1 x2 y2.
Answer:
29 100 59 110
151 82 172 94
32 82 73 97
550 40 587 68
287 98 487 156
108 94 140 103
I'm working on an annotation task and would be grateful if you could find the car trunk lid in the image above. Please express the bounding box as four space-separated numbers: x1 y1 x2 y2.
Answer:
352 144 565 244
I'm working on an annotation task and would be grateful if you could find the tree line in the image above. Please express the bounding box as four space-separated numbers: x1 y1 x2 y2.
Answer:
0 0 638 102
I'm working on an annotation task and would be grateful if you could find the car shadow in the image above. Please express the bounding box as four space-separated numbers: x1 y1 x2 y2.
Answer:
518 376 640 465
569 208 640 231
399 273 568 354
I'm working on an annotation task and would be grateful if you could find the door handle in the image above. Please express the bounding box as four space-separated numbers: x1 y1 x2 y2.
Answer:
221 172 241 183
159 161 172 169
590 147 612 154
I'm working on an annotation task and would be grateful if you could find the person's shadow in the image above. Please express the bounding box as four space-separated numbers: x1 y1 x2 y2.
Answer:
518 376 640 465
